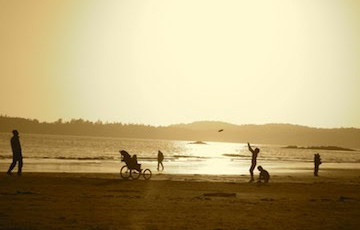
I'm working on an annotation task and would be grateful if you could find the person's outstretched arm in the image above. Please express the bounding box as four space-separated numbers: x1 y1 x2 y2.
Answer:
248 142 254 153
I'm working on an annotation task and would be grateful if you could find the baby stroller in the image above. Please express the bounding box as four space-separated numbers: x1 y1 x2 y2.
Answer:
119 150 152 180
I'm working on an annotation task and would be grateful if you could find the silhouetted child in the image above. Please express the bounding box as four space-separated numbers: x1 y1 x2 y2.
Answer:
257 166 270 183
248 142 260 182
132 154 141 171
157 150 164 171
7 130 23 175
314 153 322 176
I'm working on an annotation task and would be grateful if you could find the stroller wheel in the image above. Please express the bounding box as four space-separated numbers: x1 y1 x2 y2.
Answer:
120 165 130 179
143 169 152 180
130 169 141 180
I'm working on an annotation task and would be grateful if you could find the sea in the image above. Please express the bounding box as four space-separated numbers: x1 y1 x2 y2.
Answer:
0 133 359 175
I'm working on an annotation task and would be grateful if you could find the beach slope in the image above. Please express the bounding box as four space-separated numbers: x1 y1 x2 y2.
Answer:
0 173 359 230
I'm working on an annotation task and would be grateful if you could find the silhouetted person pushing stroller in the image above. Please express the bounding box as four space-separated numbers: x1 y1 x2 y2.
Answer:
248 142 260 182
7 130 23 175
314 153 322 176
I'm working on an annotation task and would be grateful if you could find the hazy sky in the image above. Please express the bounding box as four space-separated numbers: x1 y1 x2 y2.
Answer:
1 0 359 128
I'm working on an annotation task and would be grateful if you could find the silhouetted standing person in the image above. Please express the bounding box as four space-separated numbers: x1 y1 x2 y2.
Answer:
7 130 23 175
314 153 322 176
157 150 164 171
257 166 270 183
248 142 260 182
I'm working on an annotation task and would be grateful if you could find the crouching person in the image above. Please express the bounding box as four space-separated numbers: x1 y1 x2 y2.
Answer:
257 166 270 183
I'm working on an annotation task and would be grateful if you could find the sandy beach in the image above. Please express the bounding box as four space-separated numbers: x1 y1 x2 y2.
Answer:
1 170 360 230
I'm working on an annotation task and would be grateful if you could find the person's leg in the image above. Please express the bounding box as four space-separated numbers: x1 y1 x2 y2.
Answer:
314 165 318 176
157 162 160 171
18 158 23 175
7 159 17 174
249 164 255 182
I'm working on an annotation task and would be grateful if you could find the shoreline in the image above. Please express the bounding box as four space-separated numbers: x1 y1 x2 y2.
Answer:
1 158 360 179
2 167 360 184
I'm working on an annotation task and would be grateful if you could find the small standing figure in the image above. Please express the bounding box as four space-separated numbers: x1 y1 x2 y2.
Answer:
7 130 23 175
248 142 260 182
257 166 270 183
157 150 164 171
132 154 141 171
314 153 322 176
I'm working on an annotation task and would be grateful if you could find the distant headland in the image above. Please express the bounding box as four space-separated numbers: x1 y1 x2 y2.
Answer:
1 116 360 148
283 145 355 151
188 141 207 145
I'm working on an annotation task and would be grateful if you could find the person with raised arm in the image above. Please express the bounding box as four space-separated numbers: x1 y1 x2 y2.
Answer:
248 142 260 182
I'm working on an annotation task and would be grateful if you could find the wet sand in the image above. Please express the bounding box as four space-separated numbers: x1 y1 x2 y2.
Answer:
1 171 360 230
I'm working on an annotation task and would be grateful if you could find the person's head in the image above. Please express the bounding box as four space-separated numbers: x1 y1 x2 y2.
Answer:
257 165 263 171
254 148 260 154
12 130 19 136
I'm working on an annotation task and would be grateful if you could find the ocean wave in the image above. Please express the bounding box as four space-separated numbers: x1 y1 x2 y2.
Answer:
0 156 117 161
0 155 159 161
0 155 12 159
52 156 116 160
222 154 249 158
173 155 210 159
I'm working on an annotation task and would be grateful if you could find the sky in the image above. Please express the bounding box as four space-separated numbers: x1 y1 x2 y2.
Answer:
0 0 359 128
